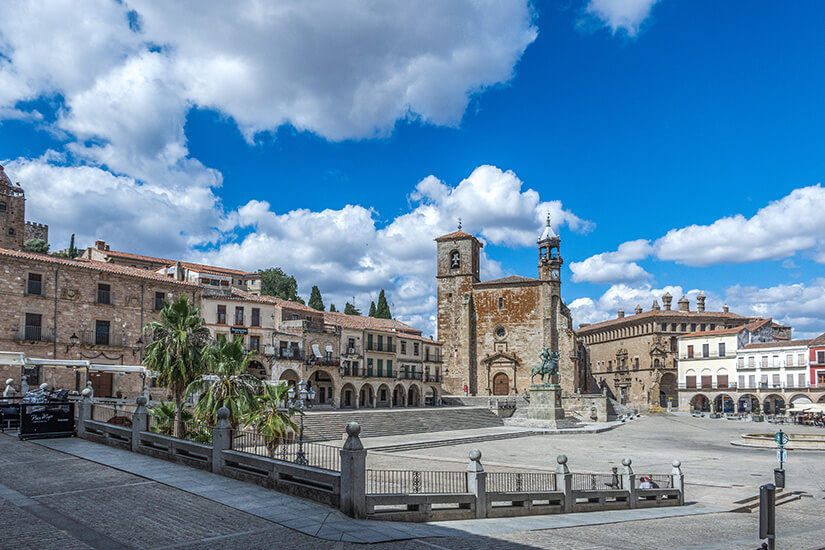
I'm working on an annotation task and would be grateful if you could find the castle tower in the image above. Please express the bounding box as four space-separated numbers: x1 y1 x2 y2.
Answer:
0 165 26 251
435 225 482 395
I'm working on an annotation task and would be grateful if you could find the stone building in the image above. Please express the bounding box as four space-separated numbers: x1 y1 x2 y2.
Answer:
576 292 791 410
0 247 200 398
436 218 579 397
0 164 48 251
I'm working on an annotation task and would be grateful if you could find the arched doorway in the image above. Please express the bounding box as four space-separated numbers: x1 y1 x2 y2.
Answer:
359 384 375 409
738 394 759 413
309 370 334 406
713 394 734 413
659 372 677 407
690 394 710 412
763 394 785 414
818 394 825 404
492 372 510 396
790 394 813 406
426 386 439 406
340 383 356 409
279 369 299 387
246 360 267 380
407 385 421 407
392 384 406 407
376 384 391 408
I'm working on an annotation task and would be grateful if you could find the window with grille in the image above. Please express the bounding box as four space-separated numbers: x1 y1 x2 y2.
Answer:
97 283 111 304
154 292 165 311
27 273 42 296
251 308 260 327
217 305 226 324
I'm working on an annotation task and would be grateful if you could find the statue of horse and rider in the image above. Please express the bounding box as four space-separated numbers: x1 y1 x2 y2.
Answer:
531 346 561 386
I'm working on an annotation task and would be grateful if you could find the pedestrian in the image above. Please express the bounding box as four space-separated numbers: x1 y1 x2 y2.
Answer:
639 477 653 489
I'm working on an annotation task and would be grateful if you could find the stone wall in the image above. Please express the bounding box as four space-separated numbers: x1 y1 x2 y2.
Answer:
0 180 25 251
24 221 48 245
562 393 608 422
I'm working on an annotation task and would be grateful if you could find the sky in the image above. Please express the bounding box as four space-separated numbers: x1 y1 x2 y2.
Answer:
2 0 825 337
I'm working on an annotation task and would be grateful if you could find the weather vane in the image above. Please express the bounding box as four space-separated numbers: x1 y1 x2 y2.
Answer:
457 217 462 231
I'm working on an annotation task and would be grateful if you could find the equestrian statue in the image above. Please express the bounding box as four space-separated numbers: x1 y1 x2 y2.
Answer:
530 346 561 386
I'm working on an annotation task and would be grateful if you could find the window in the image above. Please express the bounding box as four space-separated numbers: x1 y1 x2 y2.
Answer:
498 297 503 309
702 344 709 358
607 360 612 372
400 341 406 354
234 307 244 326
413 342 419 356
787 373 794 387
387 359 393 377
26 273 42 296
8 228 14 235
738 357 744 368
799 373 807 387
718 343 726 357
748 374 755 388
495 326 506 339
634 357 639 370
748 356 755 368
0 201 5 211
251 308 260 327
772 374 780 387
772 355 779 367
377 335 383 351
367 334 373 350
700 324 706 331
367 358 374 376
154 292 165 311
97 283 111 304
687 345 694 359
387 336 393 352
685 375 696 389
799 353 806 366
95 320 110 346
717 374 728 388
377 359 383 377
249 335 260 352
761 355 769 368
701 375 712 388
450 250 460 269
681 324 687 332
24 313 42 341
818 351 825 364
670 323 677 331
691 324 697 332
217 305 226 324
786 354 794 367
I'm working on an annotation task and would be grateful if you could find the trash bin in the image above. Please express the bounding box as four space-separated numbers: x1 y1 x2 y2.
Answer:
774 468 785 489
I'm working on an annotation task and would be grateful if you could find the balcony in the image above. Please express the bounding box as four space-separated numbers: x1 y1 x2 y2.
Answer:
339 367 395 379
424 355 443 363
270 348 304 361
342 346 362 356
80 330 127 347
306 356 340 367
425 374 442 383
398 371 423 381
366 343 396 353
14 326 55 343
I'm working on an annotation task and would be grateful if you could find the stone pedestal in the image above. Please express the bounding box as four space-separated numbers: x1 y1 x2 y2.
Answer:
528 384 565 421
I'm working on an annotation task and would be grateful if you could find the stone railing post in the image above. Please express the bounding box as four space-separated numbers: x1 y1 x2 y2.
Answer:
466 449 487 518
85 381 94 403
555 454 573 513
622 458 637 508
671 460 684 505
77 388 92 438
131 396 148 452
340 421 367 519
211 407 231 474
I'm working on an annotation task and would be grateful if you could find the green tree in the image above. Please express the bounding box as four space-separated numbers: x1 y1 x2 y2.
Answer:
186 336 262 427
329 304 337 312
368 301 377 317
308 285 325 311
51 233 80 259
148 401 192 436
24 238 49 254
344 302 361 315
258 267 305 304
143 295 210 437
243 382 298 457
375 289 392 319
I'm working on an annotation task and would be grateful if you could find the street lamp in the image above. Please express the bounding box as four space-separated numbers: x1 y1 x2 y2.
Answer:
287 380 316 465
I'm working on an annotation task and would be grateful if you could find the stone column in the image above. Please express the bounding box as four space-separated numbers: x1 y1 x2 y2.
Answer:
77 388 92 438
466 449 487 518
131 396 148 452
211 407 231 475
621 458 637 508
555 454 573 513
339 421 367 519
671 459 684 505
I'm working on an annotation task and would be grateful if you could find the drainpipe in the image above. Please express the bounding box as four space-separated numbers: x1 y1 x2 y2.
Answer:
53 267 59 358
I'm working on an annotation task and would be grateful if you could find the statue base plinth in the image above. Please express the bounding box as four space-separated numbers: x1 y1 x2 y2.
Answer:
527 384 565 421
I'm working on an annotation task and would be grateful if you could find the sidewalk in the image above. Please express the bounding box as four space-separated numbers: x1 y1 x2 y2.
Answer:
35 436 723 543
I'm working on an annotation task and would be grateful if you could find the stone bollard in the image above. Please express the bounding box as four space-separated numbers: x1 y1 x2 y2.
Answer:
555 454 573 513
467 449 487 518
622 458 637 508
671 460 684 505
77 388 92 438
339 422 367 519
211 407 231 475
131 396 148 452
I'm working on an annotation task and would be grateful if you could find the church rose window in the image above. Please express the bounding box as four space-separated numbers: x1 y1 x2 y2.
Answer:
495 326 506 339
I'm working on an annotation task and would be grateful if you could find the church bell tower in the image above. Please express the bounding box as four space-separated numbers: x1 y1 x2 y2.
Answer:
538 214 562 288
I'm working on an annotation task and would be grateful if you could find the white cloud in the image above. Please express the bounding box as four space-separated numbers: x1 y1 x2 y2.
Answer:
569 283 691 326
569 239 652 283
583 0 660 37
725 280 825 339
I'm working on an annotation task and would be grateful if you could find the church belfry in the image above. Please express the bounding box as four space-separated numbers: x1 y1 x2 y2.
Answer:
538 214 562 284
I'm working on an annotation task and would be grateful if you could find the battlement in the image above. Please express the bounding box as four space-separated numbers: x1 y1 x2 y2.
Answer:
24 221 49 244
0 185 25 198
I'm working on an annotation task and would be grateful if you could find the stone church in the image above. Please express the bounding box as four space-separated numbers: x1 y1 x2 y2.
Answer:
436 218 580 397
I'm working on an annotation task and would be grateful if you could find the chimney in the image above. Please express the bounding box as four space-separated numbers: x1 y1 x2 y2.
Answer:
635 305 643 315
95 239 106 250
174 261 184 281
696 292 706 312
678 295 690 312
723 304 729 313
662 292 672 311
651 299 661 311
617 309 625 318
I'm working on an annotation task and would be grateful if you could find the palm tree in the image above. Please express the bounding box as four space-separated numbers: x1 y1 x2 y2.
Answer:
143 295 210 437
243 382 298 458
187 336 262 427
148 401 193 436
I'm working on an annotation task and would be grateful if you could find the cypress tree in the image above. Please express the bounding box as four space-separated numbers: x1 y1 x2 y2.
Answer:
344 302 361 315
375 289 392 319
308 285 325 311
368 301 377 317
329 304 337 312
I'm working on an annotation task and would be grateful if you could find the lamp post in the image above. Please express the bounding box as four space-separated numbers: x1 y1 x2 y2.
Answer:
287 380 316 465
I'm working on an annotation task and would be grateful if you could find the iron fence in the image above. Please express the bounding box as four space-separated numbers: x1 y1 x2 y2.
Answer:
231 429 340 471
487 472 557 493
366 470 468 494
571 472 622 490
91 404 131 425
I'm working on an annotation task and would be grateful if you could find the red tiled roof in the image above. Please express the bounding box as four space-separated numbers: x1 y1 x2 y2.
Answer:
681 318 772 338
91 247 259 278
575 309 747 333
742 339 811 350
230 289 318 313
0 247 199 288
810 332 825 346
476 275 539 286
323 311 420 334
434 230 483 246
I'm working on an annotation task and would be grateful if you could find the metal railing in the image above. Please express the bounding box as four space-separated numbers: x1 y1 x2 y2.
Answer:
231 430 340 472
398 371 423 380
270 348 304 361
80 330 127 347
343 346 362 356
366 470 468 494
91 404 131 425
306 356 339 367
487 472 557 492
424 355 443 363
366 344 396 353
571 473 622 490
14 326 55 342
637 474 672 489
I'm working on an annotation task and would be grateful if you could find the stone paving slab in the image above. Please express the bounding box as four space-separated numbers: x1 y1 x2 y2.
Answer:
34 435 723 543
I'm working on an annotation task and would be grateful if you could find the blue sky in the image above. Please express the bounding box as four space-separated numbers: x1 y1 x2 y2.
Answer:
2 1 825 336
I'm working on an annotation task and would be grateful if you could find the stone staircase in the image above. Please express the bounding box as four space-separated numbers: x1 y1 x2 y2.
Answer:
606 398 637 419
370 429 537 453
301 407 504 442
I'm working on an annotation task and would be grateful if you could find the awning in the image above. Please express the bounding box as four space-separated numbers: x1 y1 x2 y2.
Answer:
89 364 146 374
312 344 322 358
325 345 334 353
788 403 825 414
0 352 26 366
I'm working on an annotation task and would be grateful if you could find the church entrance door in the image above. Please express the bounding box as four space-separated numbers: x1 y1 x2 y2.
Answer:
492 373 509 395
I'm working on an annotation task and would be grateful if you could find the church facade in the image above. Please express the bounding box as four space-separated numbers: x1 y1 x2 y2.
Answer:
436 219 581 397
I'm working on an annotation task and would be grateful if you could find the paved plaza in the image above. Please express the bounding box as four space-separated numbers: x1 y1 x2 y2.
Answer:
1 413 824 549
